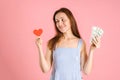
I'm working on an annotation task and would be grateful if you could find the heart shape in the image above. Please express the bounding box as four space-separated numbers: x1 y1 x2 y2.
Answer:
33 28 43 36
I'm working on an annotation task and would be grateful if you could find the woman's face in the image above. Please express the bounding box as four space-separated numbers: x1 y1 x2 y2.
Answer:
55 12 71 33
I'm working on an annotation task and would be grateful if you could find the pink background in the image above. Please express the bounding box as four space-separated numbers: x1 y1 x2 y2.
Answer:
0 0 120 80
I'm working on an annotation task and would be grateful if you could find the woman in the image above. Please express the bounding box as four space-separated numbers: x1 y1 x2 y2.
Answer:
36 8 101 80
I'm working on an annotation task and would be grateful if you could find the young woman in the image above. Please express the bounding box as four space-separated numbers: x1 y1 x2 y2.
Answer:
36 8 101 80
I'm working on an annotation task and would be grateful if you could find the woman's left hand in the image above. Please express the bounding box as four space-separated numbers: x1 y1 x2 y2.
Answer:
90 35 101 50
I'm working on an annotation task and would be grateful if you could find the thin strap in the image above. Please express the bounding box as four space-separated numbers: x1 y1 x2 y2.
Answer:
77 39 82 49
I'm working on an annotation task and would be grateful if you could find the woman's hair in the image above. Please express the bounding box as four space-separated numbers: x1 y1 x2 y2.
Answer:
48 7 82 51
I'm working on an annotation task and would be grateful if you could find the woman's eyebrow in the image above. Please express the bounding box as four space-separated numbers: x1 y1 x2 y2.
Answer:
55 17 64 20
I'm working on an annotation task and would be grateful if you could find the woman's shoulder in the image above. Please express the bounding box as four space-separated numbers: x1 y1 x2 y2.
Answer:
79 38 86 50
77 38 84 43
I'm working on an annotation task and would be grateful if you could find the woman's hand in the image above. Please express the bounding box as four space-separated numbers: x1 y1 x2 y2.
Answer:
90 35 101 51
36 38 43 48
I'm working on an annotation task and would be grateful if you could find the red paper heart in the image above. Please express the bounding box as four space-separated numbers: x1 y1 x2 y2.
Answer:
33 29 43 36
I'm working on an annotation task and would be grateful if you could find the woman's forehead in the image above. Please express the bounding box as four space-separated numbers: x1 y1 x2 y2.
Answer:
55 12 68 20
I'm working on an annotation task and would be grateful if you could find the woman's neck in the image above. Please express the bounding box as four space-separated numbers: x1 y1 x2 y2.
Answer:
62 30 75 40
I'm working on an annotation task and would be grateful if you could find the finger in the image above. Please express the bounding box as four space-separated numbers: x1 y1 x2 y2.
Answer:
91 38 97 45
94 35 101 43
91 40 98 48
92 37 99 46
35 38 40 44
94 36 98 43
36 37 40 40
91 40 96 48
92 37 101 48
95 36 101 44
93 36 97 43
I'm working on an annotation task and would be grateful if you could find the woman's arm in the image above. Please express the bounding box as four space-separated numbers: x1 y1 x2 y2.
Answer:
81 36 100 75
36 38 53 73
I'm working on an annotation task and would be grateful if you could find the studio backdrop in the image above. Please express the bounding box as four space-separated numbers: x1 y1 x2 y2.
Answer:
0 0 120 80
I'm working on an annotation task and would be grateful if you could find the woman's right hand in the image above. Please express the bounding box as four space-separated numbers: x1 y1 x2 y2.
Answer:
36 38 43 48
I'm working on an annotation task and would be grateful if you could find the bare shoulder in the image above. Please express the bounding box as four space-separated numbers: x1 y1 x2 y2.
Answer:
80 39 86 52
73 37 80 42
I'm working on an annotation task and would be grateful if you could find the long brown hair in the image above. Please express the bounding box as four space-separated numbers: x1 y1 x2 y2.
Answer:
48 7 82 51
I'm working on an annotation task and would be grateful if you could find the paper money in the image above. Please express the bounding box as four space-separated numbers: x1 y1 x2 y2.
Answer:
90 26 104 47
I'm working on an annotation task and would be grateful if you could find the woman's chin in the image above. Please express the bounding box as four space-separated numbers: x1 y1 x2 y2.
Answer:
60 30 67 33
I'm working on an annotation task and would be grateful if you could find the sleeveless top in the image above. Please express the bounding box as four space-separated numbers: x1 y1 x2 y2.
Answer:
50 39 83 80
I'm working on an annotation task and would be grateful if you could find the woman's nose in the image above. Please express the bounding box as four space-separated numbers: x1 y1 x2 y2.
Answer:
58 21 63 26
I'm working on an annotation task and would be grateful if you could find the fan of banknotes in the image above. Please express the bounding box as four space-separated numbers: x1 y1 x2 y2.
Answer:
90 26 104 48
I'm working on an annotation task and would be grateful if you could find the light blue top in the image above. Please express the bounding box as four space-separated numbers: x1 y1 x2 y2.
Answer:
50 39 83 80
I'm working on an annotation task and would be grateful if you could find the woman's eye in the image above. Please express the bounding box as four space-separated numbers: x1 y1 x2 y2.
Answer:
55 20 59 23
62 19 64 21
